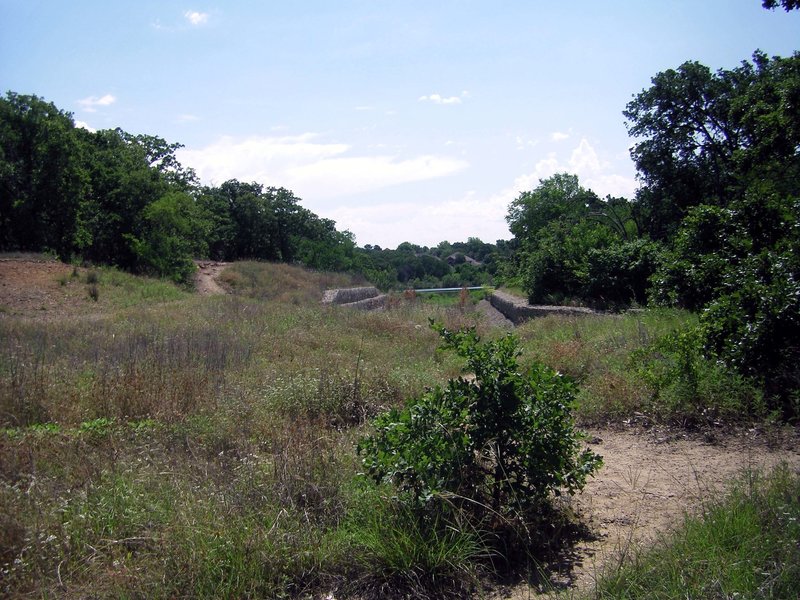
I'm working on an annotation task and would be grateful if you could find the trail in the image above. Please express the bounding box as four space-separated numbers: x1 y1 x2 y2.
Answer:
194 260 229 295
493 425 799 598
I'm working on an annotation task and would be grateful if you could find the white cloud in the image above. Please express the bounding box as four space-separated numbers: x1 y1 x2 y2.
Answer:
329 191 510 248
184 10 208 25
551 131 570 142
178 133 468 200
418 91 469 105
74 120 96 133
77 94 116 113
176 114 200 123
512 137 639 199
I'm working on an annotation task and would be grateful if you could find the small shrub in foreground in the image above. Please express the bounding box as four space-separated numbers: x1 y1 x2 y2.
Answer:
358 322 602 564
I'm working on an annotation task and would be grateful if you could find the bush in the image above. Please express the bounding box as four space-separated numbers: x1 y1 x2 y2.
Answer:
584 238 663 308
358 322 602 528
701 248 800 419
633 328 764 424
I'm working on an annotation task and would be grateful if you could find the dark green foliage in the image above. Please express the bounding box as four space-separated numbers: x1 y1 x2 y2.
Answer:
0 93 88 257
624 51 800 239
632 328 764 424
701 246 800 417
585 239 663 307
763 0 800 10
358 323 602 521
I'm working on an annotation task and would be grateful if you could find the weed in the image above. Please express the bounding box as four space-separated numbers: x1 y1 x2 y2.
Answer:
591 465 800 599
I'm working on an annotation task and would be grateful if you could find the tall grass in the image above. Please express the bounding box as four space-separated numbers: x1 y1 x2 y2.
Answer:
0 261 783 598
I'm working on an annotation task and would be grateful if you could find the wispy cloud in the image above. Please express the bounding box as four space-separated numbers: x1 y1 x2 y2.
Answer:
551 131 570 142
177 133 468 200
176 114 200 123
76 94 116 113
184 10 209 26
418 90 469 105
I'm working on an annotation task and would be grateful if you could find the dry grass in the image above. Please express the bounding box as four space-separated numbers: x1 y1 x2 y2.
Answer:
1 261 755 598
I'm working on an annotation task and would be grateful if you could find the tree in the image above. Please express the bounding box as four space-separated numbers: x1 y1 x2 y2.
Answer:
506 173 598 241
624 51 800 239
505 174 643 304
763 0 800 10
77 127 172 269
129 190 209 284
0 92 88 257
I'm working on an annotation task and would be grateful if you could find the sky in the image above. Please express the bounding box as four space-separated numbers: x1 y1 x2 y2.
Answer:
1 1 798 248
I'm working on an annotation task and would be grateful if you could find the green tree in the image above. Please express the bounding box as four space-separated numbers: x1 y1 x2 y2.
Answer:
77 128 171 269
624 51 800 239
0 92 88 257
505 174 642 304
128 190 209 284
507 173 598 241
762 0 800 10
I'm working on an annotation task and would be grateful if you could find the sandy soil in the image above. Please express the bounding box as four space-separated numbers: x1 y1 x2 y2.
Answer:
0 257 94 319
194 260 229 295
494 425 800 598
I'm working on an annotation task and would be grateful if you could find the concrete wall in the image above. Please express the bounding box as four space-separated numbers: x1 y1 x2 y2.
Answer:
489 290 597 324
322 286 380 305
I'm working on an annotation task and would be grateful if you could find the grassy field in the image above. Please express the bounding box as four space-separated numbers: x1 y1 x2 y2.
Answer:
0 260 793 598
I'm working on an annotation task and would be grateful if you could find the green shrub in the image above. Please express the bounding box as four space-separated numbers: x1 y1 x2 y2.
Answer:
358 322 602 524
633 328 764 424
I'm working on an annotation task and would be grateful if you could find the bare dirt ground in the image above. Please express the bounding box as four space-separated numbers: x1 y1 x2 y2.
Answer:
495 425 800 598
194 260 229 295
0 257 94 319
3 259 799 597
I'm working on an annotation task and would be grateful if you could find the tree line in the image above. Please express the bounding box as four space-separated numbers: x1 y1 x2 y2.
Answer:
0 93 359 283
0 91 503 289
502 49 799 417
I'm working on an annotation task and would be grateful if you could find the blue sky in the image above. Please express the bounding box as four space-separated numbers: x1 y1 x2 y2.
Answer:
1 1 798 248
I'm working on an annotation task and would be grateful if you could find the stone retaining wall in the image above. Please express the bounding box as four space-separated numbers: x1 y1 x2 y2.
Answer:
489 290 597 324
342 294 388 311
322 286 380 305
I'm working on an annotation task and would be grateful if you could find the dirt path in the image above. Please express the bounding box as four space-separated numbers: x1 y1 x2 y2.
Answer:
495 426 800 598
194 260 229 295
